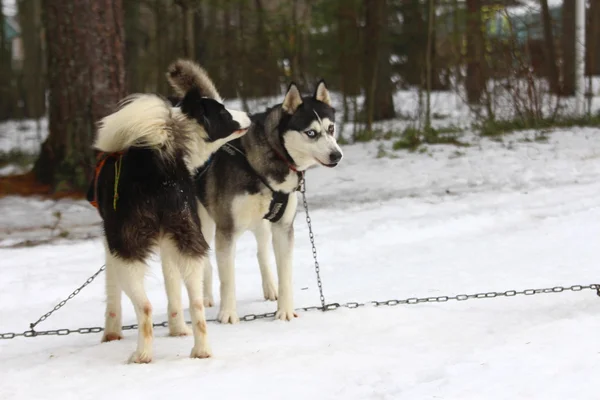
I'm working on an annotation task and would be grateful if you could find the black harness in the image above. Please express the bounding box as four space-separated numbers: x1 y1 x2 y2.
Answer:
195 143 303 223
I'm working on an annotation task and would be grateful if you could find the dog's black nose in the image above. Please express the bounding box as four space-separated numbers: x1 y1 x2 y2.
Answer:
329 150 342 164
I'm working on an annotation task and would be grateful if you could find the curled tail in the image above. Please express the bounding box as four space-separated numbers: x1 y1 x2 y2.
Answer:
166 59 222 102
93 94 173 153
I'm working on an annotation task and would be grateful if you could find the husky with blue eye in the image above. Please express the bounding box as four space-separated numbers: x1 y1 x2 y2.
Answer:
166 79 343 324
91 59 250 363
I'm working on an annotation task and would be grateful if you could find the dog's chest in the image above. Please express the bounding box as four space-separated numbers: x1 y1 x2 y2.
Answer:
231 191 274 230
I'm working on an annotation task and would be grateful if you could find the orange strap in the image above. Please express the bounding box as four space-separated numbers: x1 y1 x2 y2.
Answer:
89 151 124 209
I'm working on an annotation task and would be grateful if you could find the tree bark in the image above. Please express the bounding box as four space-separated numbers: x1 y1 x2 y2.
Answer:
587 0 600 75
34 0 125 192
465 0 484 104
540 0 560 94
561 0 575 95
17 0 46 119
363 0 395 128
0 0 15 121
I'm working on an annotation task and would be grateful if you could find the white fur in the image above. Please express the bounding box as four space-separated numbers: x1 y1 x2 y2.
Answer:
94 95 173 153
283 117 343 171
282 84 303 113
315 81 332 106
102 236 212 363
226 107 252 130
206 188 298 323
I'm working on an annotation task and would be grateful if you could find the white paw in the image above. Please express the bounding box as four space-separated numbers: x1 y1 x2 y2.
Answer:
128 350 152 364
169 324 192 337
262 281 278 301
217 308 240 324
204 295 214 308
275 308 298 321
190 345 212 359
101 332 123 343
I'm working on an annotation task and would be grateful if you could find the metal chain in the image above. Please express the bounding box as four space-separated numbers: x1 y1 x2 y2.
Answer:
300 176 327 310
28 265 106 331
321 283 600 310
2 283 599 340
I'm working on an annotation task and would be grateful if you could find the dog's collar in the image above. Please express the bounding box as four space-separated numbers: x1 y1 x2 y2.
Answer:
272 148 299 172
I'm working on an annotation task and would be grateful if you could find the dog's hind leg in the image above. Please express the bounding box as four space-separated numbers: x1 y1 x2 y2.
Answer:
252 220 278 301
215 228 240 324
101 240 123 343
161 237 212 358
114 259 154 364
198 203 215 307
160 249 192 337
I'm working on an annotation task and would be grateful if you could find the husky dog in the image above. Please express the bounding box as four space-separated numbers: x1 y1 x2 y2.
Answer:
91 60 250 363
166 81 343 323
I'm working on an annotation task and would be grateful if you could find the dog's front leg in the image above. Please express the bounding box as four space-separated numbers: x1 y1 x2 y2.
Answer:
272 221 298 321
215 228 240 324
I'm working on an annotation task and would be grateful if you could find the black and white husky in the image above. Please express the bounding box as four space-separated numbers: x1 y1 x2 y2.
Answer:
91 60 250 363
167 80 343 323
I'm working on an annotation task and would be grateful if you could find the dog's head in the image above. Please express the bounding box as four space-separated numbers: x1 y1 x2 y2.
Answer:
167 59 251 144
179 87 251 143
274 81 343 171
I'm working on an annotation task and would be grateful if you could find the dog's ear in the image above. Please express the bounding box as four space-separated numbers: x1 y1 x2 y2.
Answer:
314 79 331 106
282 82 303 114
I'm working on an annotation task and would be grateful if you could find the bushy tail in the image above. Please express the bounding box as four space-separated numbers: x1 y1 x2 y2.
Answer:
93 94 173 153
166 59 222 102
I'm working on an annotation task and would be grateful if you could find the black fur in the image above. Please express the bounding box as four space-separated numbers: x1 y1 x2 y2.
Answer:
91 94 244 262
195 93 336 228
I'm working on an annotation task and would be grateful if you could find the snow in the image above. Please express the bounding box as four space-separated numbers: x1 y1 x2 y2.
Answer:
2 124 600 399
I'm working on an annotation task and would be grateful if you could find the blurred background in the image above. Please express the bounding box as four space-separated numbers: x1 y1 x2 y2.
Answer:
0 0 598 193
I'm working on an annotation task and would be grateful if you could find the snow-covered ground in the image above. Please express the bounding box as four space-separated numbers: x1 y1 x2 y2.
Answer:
2 125 600 399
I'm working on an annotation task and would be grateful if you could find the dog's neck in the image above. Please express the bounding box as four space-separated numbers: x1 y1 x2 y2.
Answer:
240 125 301 193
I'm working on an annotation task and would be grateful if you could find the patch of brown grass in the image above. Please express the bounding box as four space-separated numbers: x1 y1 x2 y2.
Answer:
0 172 85 200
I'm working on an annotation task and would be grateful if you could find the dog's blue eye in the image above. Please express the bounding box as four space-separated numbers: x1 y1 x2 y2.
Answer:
305 130 317 138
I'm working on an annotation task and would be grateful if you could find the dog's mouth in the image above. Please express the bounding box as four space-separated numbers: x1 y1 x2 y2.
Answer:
317 160 338 168
235 126 250 135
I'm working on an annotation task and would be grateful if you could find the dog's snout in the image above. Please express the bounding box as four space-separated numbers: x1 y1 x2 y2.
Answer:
329 150 342 164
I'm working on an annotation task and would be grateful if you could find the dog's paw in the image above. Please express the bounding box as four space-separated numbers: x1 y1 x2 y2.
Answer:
190 345 212 359
128 350 152 364
101 332 123 343
203 295 214 308
169 324 192 337
217 309 240 324
262 282 278 301
275 308 298 321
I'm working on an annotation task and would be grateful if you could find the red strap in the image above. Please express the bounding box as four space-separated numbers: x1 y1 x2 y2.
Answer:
90 151 124 209
272 149 298 172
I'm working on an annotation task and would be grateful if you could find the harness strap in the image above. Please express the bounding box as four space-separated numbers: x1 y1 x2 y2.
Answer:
88 151 125 210
198 143 302 223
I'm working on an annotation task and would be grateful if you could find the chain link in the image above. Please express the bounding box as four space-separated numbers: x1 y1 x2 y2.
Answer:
28 265 106 332
3 180 600 341
2 283 598 340
321 284 600 311
300 177 327 310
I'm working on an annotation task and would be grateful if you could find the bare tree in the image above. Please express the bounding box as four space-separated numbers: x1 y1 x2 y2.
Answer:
465 0 484 104
34 0 126 192
363 0 395 133
540 0 560 94
561 0 575 95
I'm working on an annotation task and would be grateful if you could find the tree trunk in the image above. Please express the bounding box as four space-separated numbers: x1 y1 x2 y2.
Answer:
561 0 575 96
465 0 484 104
0 0 15 121
587 0 600 75
17 0 46 119
363 0 395 128
540 0 560 94
34 0 125 192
